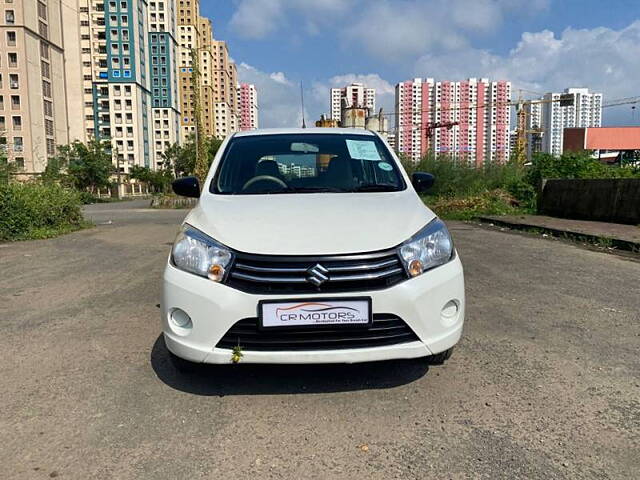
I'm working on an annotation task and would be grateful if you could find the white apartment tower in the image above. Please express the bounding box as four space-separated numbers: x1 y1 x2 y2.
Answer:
395 78 511 165
330 83 375 121
0 0 83 173
541 88 603 156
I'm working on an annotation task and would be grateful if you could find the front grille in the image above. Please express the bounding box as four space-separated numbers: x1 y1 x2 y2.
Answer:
227 248 408 294
215 314 420 351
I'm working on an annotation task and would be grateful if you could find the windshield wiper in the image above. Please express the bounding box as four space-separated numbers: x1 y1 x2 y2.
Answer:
350 183 399 192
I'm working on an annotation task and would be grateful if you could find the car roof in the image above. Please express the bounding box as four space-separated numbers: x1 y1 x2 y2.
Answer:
232 128 377 138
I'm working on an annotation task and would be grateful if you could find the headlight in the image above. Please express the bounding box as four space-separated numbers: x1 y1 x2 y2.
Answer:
399 218 454 277
171 225 233 282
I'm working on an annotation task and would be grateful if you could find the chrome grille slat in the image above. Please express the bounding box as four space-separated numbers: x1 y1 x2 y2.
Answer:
235 264 308 273
230 271 308 283
327 258 398 272
329 267 404 282
227 248 408 294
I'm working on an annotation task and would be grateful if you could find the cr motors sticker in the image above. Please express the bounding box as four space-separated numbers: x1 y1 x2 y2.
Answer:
260 299 371 328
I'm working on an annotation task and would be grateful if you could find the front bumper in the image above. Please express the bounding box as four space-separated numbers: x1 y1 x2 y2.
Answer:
161 256 465 364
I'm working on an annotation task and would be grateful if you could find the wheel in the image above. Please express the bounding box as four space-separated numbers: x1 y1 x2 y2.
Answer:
167 349 198 373
425 347 454 365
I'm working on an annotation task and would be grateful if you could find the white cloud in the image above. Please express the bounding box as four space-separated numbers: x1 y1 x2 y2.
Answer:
413 22 640 97
237 63 310 128
229 0 282 40
230 0 355 40
238 65 398 128
412 21 640 124
328 74 395 95
343 0 549 62
269 72 291 85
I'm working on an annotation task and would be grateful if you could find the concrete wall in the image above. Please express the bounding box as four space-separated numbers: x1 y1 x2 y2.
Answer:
539 178 640 225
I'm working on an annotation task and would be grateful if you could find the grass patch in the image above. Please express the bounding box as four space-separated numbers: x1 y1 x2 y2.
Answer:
403 150 639 221
0 183 90 241
423 189 528 221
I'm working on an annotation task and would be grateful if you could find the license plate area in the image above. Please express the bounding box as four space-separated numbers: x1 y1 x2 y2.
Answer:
259 297 372 329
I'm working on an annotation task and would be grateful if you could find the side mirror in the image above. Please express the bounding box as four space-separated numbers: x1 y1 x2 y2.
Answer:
172 176 200 198
412 172 435 193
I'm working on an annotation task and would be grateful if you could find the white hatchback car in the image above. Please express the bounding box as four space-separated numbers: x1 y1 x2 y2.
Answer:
162 128 464 370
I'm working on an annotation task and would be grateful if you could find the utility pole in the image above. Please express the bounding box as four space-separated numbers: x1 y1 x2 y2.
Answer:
191 48 207 182
300 82 306 128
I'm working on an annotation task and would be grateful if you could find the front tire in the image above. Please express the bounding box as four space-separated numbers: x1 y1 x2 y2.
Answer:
425 347 454 365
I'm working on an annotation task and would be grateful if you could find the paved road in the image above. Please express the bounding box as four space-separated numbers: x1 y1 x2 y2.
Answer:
1 200 638 479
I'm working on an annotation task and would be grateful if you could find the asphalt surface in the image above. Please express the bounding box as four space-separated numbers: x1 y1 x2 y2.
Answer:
1 200 639 479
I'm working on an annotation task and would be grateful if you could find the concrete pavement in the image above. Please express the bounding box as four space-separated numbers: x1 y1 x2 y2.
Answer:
480 214 640 252
1 200 639 479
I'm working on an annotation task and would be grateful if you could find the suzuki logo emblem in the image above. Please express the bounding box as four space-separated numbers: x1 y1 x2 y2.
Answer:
306 263 329 286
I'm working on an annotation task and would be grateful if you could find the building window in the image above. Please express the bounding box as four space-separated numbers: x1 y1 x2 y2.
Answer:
5 10 15 25
45 119 54 135
13 136 23 152
15 157 24 169
39 21 48 38
0 116 4 130
11 115 21 130
7 31 16 46
46 138 56 155
44 100 53 116
41 61 50 78
9 74 18 89
41 80 51 98
10 95 20 110
8 52 18 68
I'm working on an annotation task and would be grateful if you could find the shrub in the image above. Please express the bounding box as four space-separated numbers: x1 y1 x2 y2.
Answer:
526 152 640 186
0 183 86 241
425 189 521 221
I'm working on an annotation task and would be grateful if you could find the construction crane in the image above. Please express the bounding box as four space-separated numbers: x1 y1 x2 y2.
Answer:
385 92 640 163
425 121 459 138
514 93 640 165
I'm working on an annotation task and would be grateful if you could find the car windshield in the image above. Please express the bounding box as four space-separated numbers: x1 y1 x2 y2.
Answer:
212 133 405 195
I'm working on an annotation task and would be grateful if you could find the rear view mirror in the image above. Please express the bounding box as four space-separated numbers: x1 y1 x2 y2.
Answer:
412 172 435 193
290 142 319 153
172 176 200 198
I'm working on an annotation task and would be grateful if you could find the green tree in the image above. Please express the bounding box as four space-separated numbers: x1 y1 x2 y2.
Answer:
129 165 173 193
47 139 114 192
162 135 222 178
0 134 15 185
526 151 638 187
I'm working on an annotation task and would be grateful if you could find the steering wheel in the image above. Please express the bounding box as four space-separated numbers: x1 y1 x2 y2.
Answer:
242 175 288 191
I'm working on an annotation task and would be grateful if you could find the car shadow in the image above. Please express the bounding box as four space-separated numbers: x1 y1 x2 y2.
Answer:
150 335 429 396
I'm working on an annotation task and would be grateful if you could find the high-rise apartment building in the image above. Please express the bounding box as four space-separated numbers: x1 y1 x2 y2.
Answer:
395 78 511 165
1 0 239 176
330 83 375 122
212 40 239 138
524 102 543 158
71 0 161 172
148 0 180 168
177 0 200 142
237 83 258 131
540 88 602 156
177 1 238 141
0 0 79 173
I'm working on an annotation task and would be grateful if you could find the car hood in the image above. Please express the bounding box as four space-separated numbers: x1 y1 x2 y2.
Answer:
185 191 435 255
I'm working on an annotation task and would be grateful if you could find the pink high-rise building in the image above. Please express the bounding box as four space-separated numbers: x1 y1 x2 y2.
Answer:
395 78 511 165
237 83 258 131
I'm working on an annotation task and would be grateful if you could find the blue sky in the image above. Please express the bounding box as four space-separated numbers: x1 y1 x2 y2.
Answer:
201 0 640 128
